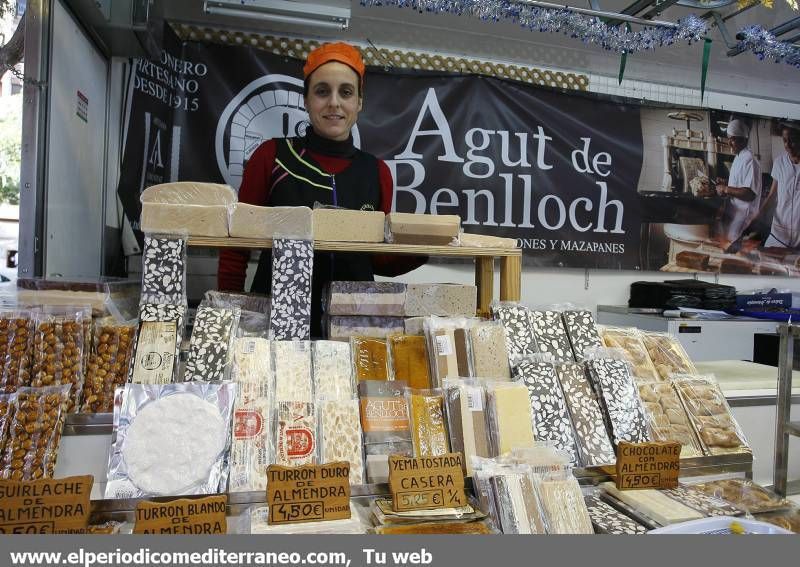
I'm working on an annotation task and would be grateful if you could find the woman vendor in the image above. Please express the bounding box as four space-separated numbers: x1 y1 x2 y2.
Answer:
217 42 424 336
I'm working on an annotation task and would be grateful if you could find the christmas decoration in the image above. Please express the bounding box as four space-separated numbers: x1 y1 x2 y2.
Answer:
737 25 800 68
360 1 707 55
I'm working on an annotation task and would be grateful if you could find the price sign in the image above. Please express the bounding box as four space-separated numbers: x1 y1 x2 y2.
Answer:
133 496 227 534
266 462 351 525
0 475 93 534
388 453 466 512
616 442 681 491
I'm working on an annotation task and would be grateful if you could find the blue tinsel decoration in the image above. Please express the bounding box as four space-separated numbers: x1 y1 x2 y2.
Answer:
360 1 707 55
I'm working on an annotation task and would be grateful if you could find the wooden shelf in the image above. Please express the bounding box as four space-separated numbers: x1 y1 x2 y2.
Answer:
188 237 523 316
85 455 752 523
188 236 521 258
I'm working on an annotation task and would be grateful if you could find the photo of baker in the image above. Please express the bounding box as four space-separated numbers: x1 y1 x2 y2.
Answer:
715 119 761 246
638 108 799 276
759 123 800 251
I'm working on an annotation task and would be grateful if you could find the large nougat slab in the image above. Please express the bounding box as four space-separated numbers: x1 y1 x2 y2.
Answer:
358 380 412 483
229 204 312 239
129 303 186 384
602 483 703 525
443 382 490 475
638 382 703 458
562 310 603 362
327 282 406 317
140 182 237 205
357 380 411 446
352 337 389 382
388 335 431 389
140 234 187 303
386 213 460 245
586 359 650 445
530 310 574 362
491 303 537 359
469 322 511 379
428 327 460 385
313 209 385 242
584 494 649 534
486 382 535 455
319 399 364 485
231 337 273 386
273 341 313 403
556 363 615 467
141 203 229 237
537 475 594 534
313 341 354 400
661 485 743 517
270 238 313 341
229 337 272 492
513 359 580 466
184 306 239 382
408 391 449 457
404 284 477 317
492 471 545 534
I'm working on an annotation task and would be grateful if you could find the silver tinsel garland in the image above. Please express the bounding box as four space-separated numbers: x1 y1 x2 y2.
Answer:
738 25 800 68
360 1 708 54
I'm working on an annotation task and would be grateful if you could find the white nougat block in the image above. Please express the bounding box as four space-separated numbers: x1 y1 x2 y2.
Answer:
140 203 229 237
140 182 237 205
229 204 313 239
313 209 385 242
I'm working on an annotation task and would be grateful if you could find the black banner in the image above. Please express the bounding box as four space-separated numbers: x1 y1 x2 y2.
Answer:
118 36 791 275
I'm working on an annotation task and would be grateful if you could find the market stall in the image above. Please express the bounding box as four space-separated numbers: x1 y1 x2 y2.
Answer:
5 0 800 542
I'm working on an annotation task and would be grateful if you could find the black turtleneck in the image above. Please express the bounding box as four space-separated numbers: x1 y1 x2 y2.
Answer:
304 127 357 159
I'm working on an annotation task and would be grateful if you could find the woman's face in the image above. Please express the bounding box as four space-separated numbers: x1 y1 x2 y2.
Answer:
304 62 362 142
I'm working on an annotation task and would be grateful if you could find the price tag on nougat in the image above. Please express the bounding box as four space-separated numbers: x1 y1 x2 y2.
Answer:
133 496 227 534
0 475 92 534
266 462 351 525
388 453 466 512
616 442 681 491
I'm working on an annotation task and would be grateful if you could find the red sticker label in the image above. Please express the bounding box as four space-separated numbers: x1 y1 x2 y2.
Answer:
234 409 264 439
286 428 314 457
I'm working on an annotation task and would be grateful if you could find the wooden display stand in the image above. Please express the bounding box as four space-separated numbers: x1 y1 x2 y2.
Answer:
189 237 523 317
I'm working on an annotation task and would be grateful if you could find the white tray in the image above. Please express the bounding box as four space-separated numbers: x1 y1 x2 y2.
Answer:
649 517 793 535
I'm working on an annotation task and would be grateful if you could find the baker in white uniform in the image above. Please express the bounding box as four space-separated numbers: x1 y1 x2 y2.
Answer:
716 119 761 243
760 124 800 249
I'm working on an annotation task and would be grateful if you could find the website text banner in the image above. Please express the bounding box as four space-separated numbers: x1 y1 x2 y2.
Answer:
2 534 799 567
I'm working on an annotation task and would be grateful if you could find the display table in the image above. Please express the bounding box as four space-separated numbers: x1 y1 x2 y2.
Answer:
597 306 778 362
696 360 800 487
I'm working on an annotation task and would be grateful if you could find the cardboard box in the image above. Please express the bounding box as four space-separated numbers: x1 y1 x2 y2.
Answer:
313 209 385 242
387 213 460 245
735 292 795 310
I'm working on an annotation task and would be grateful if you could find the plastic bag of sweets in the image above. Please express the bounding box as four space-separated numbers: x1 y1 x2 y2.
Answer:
81 321 136 414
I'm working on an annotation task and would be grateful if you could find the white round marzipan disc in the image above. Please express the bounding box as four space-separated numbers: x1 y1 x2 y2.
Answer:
122 393 227 495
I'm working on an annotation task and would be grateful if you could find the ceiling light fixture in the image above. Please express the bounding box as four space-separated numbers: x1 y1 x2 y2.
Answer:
203 0 350 31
